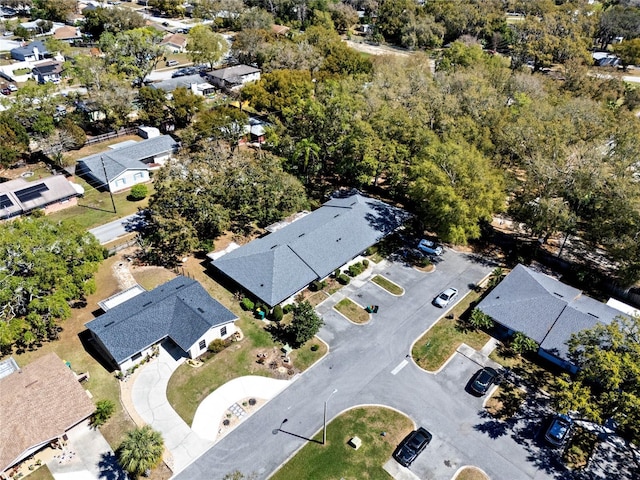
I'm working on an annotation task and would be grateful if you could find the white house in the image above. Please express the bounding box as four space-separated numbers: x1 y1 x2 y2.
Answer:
206 64 261 90
85 277 238 372
76 135 178 192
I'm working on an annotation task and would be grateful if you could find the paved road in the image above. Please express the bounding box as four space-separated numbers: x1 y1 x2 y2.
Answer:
175 251 551 479
88 211 145 245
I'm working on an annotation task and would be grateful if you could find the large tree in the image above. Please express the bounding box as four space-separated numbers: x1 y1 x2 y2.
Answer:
83 7 146 38
286 300 323 348
0 218 104 353
0 113 29 167
117 426 164 479
552 315 640 445
186 24 228 68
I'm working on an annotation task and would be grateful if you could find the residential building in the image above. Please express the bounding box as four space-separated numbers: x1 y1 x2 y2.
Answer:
211 191 410 307
160 33 188 53
476 264 627 372
10 40 48 61
76 135 178 192
85 276 238 371
0 353 95 476
31 60 62 84
206 65 261 90
0 175 83 220
53 25 82 43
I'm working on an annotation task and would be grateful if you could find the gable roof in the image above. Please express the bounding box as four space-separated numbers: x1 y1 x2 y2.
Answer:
208 65 260 81
212 192 409 306
0 353 95 472
10 40 47 58
0 175 79 218
32 61 62 76
85 276 237 365
151 74 204 92
161 33 187 48
477 264 624 360
77 135 178 186
53 25 81 40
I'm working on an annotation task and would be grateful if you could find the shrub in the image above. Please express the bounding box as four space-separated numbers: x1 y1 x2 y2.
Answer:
348 262 366 277
334 268 340 277
364 247 373 256
337 273 351 285
208 338 226 354
241 297 254 311
129 184 148 200
363 259 369 268
419 257 432 268
271 305 283 322
92 399 115 427
510 332 538 354
283 304 294 314
310 344 319 351
310 279 327 291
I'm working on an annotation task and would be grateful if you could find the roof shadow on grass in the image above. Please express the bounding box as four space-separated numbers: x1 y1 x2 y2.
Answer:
78 329 118 373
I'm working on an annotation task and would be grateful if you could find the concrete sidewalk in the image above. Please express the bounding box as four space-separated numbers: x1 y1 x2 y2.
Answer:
192 376 290 442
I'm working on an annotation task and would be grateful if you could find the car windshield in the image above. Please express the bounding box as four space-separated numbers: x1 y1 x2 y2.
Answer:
549 418 570 439
440 292 450 300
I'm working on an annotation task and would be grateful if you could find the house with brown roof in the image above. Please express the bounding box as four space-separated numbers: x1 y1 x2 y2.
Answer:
160 33 188 53
53 25 82 43
0 353 95 475
271 24 290 36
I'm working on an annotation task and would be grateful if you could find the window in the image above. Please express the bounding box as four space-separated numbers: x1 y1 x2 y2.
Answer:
115 178 126 187
220 326 227 337
199 339 206 350
134 172 144 180
132 352 142 361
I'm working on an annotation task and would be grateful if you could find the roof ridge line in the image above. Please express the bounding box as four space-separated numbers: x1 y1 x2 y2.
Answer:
286 244 321 278
540 303 569 346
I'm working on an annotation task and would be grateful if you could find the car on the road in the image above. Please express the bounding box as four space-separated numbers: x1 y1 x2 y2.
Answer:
393 427 432 467
1 88 10 95
162 21 170 27
7 84 17 92
544 414 573 447
417 239 443 256
433 287 458 308
469 367 499 395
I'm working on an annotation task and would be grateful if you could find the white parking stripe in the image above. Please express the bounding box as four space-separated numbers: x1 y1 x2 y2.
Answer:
391 360 408 375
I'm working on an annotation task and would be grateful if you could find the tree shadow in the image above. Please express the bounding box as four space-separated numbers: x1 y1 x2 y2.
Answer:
97 451 127 480
474 419 511 439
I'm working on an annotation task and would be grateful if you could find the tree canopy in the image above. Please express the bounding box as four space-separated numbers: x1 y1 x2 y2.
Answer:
0 218 104 353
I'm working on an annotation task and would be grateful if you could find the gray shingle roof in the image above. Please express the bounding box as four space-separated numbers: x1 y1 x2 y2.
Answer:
77 135 178 186
477 264 624 361
208 64 260 80
10 40 47 59
212 192 410 306
151 74 204 92
85 276 237 365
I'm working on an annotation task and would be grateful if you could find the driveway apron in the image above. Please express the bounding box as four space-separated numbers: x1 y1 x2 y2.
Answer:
131 340 212 472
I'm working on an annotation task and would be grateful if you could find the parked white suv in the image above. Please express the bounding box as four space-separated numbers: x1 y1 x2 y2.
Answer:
417 239 443 256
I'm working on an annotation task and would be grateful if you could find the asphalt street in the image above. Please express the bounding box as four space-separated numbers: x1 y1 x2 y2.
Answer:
88 211 145 244
174 250 568 480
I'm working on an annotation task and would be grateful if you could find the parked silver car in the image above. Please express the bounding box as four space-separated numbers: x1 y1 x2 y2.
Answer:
433 287 458 308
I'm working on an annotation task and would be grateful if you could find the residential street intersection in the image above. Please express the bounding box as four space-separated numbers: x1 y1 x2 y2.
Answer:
175 250 573 480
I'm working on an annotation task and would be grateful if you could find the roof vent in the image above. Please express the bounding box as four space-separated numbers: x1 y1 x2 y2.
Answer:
143 301 153 307
197 307 205 313
350 201 356 206
334 214 340 218
336 237 341 242
553 292 564 298
175 284 185 290
104 321 115 327
587 312 599 318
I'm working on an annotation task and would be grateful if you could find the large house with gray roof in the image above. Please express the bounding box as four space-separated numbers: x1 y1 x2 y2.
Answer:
76 135 178 192
211 191 410 307
477 264 626 372
85 276 238 371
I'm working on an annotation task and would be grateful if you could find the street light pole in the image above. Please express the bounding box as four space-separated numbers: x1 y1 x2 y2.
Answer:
323 389 338 445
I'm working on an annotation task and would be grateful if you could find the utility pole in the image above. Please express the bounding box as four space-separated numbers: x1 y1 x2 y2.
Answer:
100 156 117 214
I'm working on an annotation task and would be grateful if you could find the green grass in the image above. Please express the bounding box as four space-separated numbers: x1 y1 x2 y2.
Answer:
47 177 152 230
563 426 598 470
334 298 370 324
24 465 54 480
271 406 413 480
412 290 489 371
371 275 403 295
290 342 328 371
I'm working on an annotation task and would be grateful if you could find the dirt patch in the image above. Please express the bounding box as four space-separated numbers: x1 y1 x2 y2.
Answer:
253 346 298 378
485 385 526 420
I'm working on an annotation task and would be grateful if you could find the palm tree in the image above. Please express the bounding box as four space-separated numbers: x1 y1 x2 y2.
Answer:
117 426 164 479
292 138 321 184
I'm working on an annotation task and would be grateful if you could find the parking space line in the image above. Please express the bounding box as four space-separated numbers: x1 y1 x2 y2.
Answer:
391 360 408 375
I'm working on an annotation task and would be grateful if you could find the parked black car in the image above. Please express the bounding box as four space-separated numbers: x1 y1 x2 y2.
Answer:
469 367 499 395
392 427 432 467
545 414 573 447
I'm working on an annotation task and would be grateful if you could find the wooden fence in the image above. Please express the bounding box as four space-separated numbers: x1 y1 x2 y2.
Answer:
85 127 138 147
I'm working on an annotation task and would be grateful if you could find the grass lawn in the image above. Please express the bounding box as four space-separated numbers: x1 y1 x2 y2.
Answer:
271 406 413 480
563 425 599 470
455 466 489 480
24 465 54 480
47 177 152 230
11 254 136 450
484 384 526 420
371 275 403 295
334 298 370 324
412 290 489 371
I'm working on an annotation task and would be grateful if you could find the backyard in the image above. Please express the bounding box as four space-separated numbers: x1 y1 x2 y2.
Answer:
271 406 413 480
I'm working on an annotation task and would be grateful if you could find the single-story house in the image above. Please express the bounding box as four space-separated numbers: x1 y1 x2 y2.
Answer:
0 353 95 475
76 135 178 192
31 60 62 84
206 64 261 90
85 276 238 371
53 25 82 43
0 175 83 219
10 40 48 61
211 191 410 307
271 24 290 36
150 74 216 96
476 264 627 372
593 52 620 67
160 33 187 53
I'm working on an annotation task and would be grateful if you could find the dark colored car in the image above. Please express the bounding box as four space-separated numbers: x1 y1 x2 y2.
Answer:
469 367 499 395
544 414 573 447
393 427 432 467
1 88 10 95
